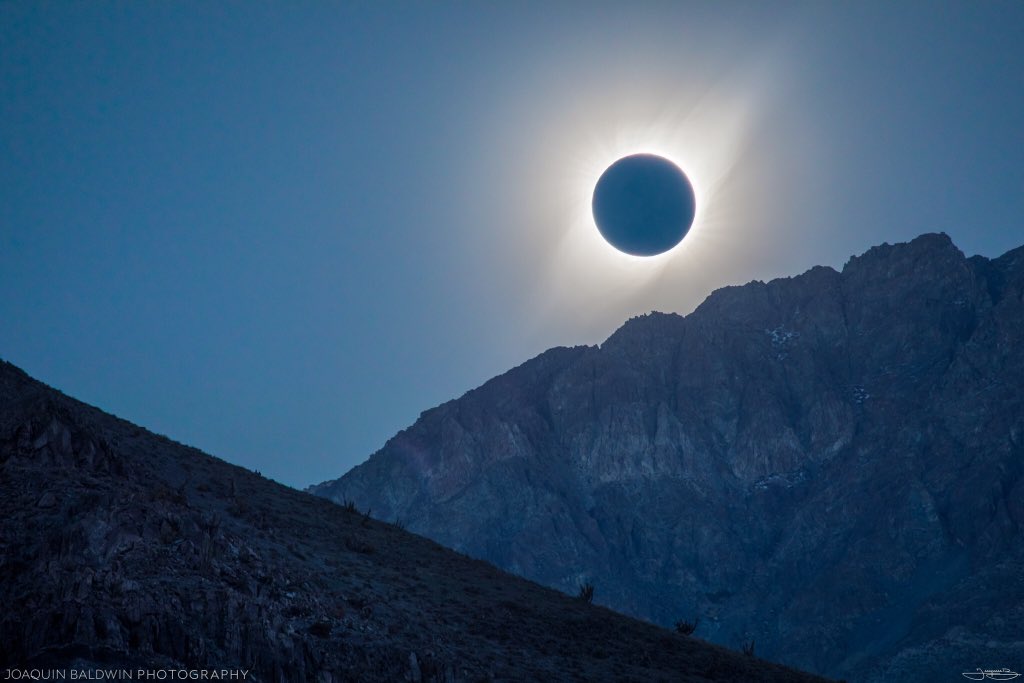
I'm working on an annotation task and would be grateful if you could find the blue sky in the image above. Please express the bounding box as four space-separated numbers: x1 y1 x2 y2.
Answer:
2 2 1022 487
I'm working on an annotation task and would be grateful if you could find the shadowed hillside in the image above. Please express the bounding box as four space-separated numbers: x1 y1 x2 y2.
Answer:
0 359 829 682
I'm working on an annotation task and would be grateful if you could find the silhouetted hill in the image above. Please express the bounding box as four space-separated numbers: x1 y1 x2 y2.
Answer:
312 233 1024 681
0 360 828 681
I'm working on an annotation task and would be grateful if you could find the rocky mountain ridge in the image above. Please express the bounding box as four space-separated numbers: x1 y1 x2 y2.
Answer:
312 233 1024 681
0 359 828 681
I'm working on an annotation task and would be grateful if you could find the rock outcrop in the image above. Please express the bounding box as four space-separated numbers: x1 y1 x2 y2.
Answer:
312 233 1024 681
0 360 827 681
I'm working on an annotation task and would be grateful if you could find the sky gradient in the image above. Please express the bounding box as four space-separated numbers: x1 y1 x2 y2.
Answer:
2 2 1023 487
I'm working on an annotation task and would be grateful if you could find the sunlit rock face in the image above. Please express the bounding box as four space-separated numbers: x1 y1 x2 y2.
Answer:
312 233 1024 681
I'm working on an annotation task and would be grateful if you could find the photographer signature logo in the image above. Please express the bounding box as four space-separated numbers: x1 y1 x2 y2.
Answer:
962 669 1021 681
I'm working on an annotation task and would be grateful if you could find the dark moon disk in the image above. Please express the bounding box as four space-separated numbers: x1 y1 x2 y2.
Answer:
592 153 696 256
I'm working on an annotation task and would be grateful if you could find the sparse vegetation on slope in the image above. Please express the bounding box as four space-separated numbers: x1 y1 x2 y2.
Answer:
0 360 830 682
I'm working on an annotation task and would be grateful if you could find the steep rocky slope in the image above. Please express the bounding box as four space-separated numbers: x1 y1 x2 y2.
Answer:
312 233 1024 681
0 359 829 681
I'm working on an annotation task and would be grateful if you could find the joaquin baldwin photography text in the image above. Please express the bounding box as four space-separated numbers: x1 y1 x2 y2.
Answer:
2 671 250 681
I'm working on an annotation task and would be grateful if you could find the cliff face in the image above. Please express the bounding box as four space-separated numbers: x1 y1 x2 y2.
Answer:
0 362 827 682
312 233 1024 681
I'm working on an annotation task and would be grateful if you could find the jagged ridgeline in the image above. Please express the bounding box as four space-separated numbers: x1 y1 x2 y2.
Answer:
0 360 828 681
311 234 1024 682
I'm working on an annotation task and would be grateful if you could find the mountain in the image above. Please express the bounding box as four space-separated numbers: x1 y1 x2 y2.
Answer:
0 360 828 681
311 233 1024 681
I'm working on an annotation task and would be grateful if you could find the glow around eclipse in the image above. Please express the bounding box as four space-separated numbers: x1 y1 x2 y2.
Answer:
462 39 818 345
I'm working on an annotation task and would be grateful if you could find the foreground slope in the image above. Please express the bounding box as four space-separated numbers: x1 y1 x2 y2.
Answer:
313 233 1024 681
0 360 827 682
